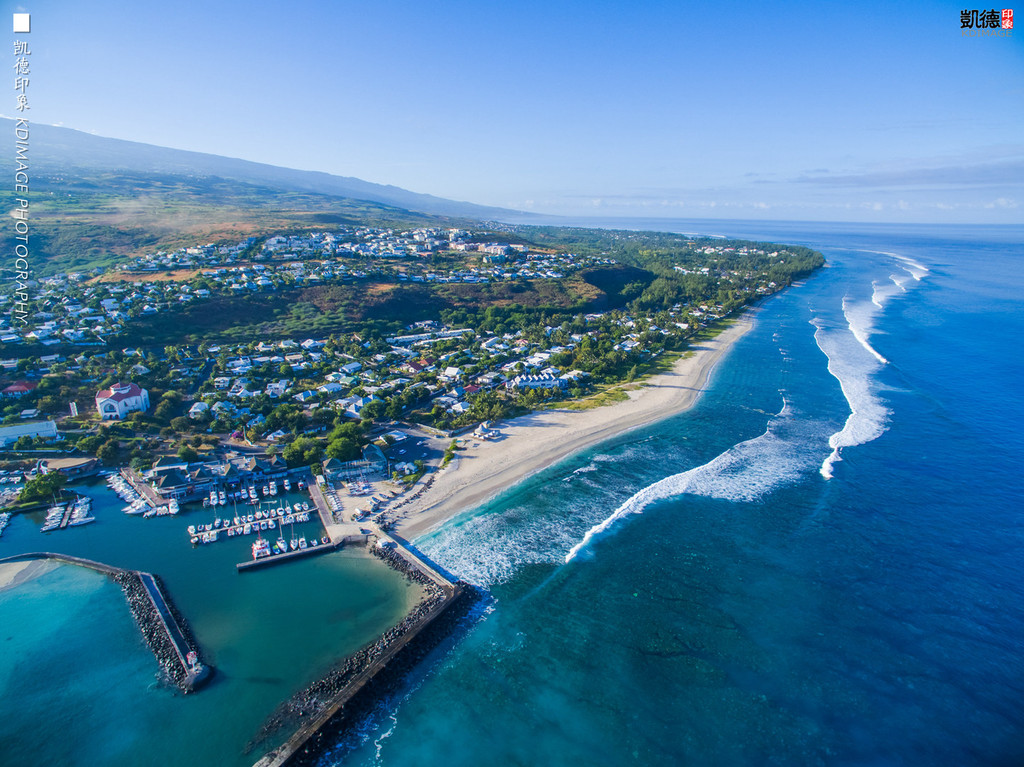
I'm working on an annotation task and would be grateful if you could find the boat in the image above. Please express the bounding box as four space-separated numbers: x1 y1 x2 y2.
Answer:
276 536 287 553
269 481 278 497
298 537 307 550
283 478 291 491
209 489 217 505
252 537 271 559
243 523 252 535
40 503 64 532
218 490 227 505
168 499 179 515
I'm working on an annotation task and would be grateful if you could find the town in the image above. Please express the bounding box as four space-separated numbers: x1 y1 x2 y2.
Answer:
0 224 821 521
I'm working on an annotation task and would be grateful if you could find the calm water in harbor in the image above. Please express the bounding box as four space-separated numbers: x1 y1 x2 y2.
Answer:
326 221 1024 766
0 486 422 767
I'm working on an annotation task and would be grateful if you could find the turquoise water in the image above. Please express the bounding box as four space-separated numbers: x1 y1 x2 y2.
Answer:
325 223 1024 766
0 487 421 767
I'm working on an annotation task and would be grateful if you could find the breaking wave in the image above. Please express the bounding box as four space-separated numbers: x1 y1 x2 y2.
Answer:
816 251 928 479
565 400 826 563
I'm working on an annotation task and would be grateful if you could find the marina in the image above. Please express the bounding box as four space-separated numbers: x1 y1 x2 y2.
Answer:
0 475 426 767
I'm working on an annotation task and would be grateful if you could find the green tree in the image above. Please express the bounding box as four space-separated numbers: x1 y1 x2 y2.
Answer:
177 445 199 463
18 471 66 503
325 436 359 461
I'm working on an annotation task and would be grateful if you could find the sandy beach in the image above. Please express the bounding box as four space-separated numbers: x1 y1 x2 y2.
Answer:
0 558 58 593
394 313 755 540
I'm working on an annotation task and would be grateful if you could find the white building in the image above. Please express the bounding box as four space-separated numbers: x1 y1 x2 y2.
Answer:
95 382 150 420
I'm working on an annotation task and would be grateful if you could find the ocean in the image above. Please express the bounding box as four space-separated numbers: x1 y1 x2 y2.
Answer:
2 221 1022 767
325 221 1024 766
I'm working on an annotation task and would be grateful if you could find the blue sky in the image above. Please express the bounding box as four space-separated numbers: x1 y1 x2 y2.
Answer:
7 0 1023 222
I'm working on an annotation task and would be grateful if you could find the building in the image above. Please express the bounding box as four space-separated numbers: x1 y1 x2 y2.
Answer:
2 381 37 398
0 419 58 447
95 382 150 420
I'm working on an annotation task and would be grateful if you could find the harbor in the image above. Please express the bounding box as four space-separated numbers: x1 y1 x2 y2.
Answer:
0 473 443 767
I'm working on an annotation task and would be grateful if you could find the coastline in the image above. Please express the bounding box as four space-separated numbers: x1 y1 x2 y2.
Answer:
394 312 756 541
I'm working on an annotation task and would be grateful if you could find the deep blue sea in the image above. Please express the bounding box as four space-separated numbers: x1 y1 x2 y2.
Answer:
323 221 1024 766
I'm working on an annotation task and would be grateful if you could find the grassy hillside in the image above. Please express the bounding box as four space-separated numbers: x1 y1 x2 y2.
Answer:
1 171 474 277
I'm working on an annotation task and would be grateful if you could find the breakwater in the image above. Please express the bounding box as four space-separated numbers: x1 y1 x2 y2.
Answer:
0 552 211 693
251 534 476 767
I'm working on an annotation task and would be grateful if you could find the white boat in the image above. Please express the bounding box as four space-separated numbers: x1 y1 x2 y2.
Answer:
168 499 179 515
283 478 291 491
298 537 307 550
218 490 227 506
209 490 217 505
252 537 270 559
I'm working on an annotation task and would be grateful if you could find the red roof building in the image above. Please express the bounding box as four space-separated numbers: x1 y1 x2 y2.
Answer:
2 381 37 398
95 382 150 420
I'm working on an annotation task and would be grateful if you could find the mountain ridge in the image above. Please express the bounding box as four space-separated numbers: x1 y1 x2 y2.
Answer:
2 118 525 220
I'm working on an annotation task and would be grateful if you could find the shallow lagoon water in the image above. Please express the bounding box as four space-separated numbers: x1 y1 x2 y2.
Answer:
0 485 421 767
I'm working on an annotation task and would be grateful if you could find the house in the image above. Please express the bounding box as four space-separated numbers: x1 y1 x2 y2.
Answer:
318 382 344 395
188 402 210 419
95 382 150 420
2 381 37 398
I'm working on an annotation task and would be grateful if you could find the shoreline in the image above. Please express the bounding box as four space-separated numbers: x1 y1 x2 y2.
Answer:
393 312 756 541
0 558 58 593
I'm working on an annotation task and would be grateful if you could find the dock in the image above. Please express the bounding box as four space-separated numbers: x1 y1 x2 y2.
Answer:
237 540 341 571
57 504 74 529
119 467 166 511
306 479 338 537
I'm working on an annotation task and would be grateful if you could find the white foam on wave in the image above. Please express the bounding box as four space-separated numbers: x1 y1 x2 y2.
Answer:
842 296 889 365
812 317 890 479
565 399 826 563
892 254 929 281
889 274 909 292
871 279 903 309
562 464 599 482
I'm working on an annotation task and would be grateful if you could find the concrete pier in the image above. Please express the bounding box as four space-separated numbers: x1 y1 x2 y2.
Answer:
237 541 341 571
137 572 211 690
